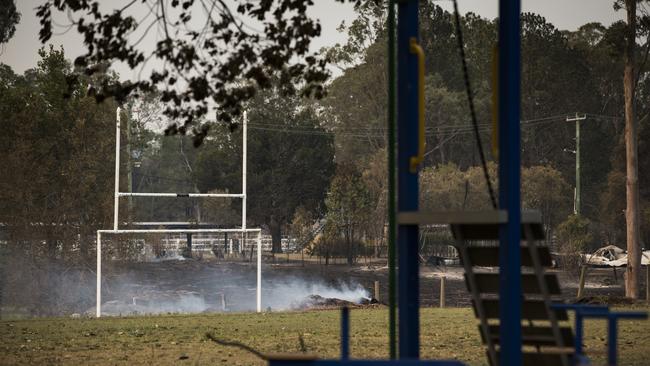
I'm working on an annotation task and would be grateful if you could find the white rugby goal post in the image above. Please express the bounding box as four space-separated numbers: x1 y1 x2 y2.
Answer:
95 107 262 317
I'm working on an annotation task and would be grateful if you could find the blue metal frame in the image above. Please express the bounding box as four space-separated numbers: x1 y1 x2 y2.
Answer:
267 1 647 366
497 1 522 366
341 307 350 360
552 304 648 366
267 308 464 366
601 312 647 365
551 304 609 357
396 0 420 360
268 361 465 366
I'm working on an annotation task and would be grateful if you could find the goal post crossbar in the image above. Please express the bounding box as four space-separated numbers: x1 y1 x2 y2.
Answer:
98 228 260 234
96 228 263 318
117 192 245 198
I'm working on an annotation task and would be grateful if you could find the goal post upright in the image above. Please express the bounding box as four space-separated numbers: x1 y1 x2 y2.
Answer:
96 231 102 318
114 107 121 231
96 107 262 318
257 230 262 312
241 111 247 254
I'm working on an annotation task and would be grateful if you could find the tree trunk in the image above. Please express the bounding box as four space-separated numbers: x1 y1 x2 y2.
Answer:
186 233 193 257
347 239 354 265
624 0 641 299
270 217 283 253
79 231 89 260
46 229 57 259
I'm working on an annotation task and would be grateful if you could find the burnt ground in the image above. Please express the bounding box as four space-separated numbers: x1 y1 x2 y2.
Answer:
94 257 647 315
3 256 646 317
300 261 645 307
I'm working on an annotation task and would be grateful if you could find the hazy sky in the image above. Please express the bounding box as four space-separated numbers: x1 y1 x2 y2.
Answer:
0 0 625 78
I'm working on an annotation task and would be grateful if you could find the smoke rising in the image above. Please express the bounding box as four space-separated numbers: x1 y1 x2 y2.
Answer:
265 278 370 311
1 257 372 317
96 277 370 316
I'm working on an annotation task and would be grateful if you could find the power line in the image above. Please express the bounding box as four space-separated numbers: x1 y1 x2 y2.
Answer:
127 113 612 139
452 0 496 208
246 114 567 132
245 114 568 138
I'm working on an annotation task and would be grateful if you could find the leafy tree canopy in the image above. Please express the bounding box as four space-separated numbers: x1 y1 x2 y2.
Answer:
36 0 366 145
0 46 118 259
0 0 20 44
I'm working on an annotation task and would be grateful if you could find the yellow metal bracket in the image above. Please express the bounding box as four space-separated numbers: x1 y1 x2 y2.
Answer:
409 37 425 173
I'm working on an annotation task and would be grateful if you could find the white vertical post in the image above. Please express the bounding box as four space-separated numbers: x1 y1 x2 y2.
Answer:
114 107 121 230
241 111 247 254
96 231 102 318
257 230 262 312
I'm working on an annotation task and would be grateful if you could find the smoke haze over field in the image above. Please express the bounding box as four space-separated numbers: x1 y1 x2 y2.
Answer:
96 260 371 316
97 275 370 316
1 258 370 317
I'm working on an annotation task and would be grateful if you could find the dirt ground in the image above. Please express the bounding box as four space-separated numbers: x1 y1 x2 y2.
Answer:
273 260 647 307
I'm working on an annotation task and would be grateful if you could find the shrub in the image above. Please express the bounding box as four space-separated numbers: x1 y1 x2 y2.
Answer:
557 215 593 275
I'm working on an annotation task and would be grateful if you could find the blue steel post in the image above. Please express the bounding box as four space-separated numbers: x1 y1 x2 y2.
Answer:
575 312 584 356
341 307 350 360
497 1 522 366
608 317 617 365
397 0 420 359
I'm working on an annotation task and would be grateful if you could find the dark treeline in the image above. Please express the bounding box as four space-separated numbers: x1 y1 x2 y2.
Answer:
319 3 650 261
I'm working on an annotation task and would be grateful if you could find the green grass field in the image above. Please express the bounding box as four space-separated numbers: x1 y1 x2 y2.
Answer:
1 307 649 365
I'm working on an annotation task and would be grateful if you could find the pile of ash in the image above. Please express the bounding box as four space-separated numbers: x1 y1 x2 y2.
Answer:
291 294 379 310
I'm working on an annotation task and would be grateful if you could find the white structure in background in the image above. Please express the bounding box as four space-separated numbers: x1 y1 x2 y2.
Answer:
581 245 650 267
96 108 262 318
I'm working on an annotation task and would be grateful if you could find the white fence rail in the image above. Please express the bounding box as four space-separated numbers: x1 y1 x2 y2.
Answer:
160 233 296 253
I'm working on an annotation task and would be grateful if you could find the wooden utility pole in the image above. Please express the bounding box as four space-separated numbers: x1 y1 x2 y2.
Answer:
374 281 380 301
646 265 649 304
624 0 641 299
566 114 586 215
